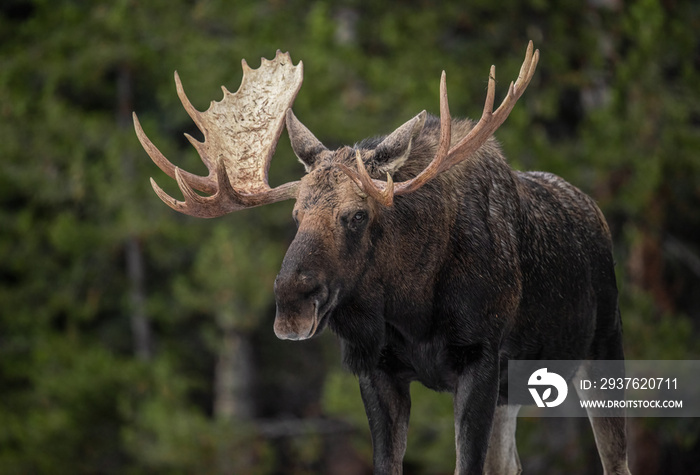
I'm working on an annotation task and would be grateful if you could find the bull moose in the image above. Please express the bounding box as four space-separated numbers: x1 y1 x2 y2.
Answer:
133 42 631 474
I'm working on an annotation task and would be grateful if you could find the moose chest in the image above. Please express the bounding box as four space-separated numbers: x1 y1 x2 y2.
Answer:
380 325 462 392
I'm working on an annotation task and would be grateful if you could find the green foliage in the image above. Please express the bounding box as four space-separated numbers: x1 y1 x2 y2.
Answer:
121 358 275 475
405 385 455 472
322 371 373 461
0 338 144 474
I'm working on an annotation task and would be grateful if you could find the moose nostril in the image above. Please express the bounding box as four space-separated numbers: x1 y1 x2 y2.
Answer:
298 271 322 294
274 268 326 301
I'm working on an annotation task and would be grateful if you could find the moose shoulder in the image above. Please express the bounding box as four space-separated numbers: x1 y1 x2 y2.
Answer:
134 44 631 475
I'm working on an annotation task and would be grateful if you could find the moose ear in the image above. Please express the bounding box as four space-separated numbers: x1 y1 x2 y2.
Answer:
374 110 427 174
286 109 328 172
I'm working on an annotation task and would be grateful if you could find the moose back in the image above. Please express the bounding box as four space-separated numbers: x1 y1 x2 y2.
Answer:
134 43 631 474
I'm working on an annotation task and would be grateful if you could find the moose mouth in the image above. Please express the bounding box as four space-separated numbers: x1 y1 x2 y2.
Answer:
307 288 340 338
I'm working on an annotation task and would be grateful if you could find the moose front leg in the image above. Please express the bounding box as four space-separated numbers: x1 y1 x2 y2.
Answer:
453 351 500 474
359 369 411 475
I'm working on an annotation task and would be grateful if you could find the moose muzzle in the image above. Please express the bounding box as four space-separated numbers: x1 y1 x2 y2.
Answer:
273 267 336 340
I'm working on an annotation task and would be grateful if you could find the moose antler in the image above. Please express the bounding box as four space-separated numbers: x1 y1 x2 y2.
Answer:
133 51 303 218
342 41 539 206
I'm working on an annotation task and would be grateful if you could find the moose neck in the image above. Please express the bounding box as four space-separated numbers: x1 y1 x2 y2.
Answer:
332 139 524 374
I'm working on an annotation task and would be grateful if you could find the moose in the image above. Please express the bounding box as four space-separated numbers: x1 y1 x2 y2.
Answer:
133 43 631 474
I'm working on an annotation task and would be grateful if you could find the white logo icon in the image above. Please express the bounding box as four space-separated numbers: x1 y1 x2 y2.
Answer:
528 368 568 408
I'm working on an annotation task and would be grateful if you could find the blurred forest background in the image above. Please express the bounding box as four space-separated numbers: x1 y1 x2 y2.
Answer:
1 0 699 474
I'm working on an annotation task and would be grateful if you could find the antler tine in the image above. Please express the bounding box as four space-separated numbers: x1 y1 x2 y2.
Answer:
437 70 453 169
133 70 221 196
134 51 304 218
391 71 453 197
339 151 394 206
341 71 454 205
150 177 189 214
388 41 538 202
356 151 394 206
133 112 218 195
515 40 538 93
148 165 236 219
174 72 220 180
149 156 300 218
444 41 538 169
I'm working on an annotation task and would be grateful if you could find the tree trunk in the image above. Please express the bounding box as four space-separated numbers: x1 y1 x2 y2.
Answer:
125 236 152 360
213 323 254 421
214 318 255 475
118 64 152 361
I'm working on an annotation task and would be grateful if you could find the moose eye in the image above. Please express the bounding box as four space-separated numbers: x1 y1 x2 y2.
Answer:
352 211 367 223
344 209 368 231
